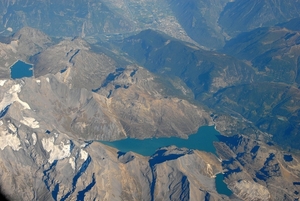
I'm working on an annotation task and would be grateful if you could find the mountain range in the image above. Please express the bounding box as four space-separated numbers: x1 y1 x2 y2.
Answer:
0 0 300 200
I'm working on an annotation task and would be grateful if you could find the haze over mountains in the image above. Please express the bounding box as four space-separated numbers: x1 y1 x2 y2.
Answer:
0 0 300 200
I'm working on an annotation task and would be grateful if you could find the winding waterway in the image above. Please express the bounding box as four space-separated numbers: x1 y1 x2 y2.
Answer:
101 125 233 196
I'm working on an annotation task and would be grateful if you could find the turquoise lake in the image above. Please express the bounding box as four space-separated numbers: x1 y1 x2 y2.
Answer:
10 60 33 79
101 125 233 196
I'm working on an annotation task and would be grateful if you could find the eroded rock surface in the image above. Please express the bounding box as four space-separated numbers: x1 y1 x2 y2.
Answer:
0 119 228 200
1 26 300 201
215 135 300 201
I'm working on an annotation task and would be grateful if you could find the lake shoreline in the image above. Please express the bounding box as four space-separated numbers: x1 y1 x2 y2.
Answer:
10 60 34 79
100 125 233 196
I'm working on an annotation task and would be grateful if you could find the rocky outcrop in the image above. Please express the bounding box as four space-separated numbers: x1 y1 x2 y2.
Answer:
0 28 223 201
0 27 213 141
1 26 300 201
229 180 270 201
0 27 51 77
149 146 226 201
0 117 227 200
98 66 211 139
215 135 300 201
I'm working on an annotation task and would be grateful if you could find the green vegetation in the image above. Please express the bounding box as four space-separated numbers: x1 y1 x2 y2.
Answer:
219 0 300 37
118 28 300 150
205 83 300 149
120 29 256 98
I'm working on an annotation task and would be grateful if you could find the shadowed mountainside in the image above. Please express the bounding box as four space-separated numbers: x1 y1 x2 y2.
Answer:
1 0 300 198
218 0 300 37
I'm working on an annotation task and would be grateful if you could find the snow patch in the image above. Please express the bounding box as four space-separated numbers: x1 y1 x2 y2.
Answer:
41 137 71 163
80 143 88 148
164 40 171 45
0 80 6 86
54 132 59 138
0 84 30 112
0 131 21 151
20 117 39 128
8 123 17 133
46 78 50 83
80 149 88 161
206 164 214 177
0 120 3 126
8 84 21 93
10 41 18 53
69 157 75 170
6 27 12 32
32 133 37 145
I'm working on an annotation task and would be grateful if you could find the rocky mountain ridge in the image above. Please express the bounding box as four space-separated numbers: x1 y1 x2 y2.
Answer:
215 134 300 200
1 0 300 198
0 27 226 200
0 112 227 201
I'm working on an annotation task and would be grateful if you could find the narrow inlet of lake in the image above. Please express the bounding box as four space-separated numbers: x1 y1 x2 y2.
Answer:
101 125 233 196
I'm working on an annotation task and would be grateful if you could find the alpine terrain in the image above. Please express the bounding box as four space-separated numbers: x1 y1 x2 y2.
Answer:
0 0 300 201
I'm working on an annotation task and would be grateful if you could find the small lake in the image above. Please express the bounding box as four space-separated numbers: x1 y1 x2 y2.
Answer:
10 60 33 79
101 126 233 196
215 173 233 196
